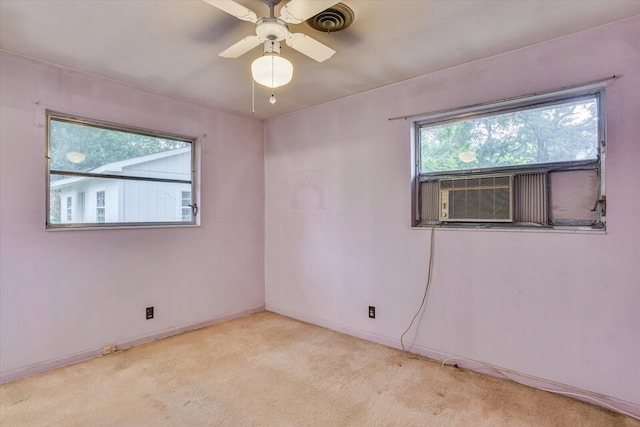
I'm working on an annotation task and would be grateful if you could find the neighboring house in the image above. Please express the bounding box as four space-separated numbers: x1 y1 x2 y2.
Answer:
51 147 192 224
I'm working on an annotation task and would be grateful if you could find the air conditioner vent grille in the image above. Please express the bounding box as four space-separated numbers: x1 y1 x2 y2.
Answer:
439 175 513 222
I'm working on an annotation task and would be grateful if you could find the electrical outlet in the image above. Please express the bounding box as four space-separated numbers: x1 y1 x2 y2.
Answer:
369 306 375 319
102 345 116 356
146 306 154 320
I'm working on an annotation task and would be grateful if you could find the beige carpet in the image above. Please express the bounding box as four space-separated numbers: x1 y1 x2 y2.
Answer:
1 312 637 426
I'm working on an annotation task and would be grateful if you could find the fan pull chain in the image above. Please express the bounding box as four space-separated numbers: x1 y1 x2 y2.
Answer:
270 50 276 104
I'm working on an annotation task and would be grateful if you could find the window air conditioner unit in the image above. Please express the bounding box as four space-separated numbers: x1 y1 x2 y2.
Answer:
439 175 513 222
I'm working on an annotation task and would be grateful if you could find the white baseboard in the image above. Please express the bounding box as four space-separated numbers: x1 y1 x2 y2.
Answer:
266 303 640 419
0 305 264 385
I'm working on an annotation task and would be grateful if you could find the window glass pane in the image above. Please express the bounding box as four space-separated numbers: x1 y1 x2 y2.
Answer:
66 196 72 222
96 191 105 207
47 113 196 229
49 175 192 224
181 191 192 221
49 119 191 179
419 97 598 173
97 208 105 223
181 191 191 207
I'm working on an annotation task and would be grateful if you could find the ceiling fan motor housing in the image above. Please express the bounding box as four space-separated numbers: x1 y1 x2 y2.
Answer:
256 18 289 41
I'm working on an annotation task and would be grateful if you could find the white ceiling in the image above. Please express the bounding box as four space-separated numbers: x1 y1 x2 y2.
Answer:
1 0 639 119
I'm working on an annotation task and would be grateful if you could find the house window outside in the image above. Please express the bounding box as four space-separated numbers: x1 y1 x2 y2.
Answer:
414 85 605 229
181 191 192 221
96 191 105 223
66 196 72 222
46 112 197 229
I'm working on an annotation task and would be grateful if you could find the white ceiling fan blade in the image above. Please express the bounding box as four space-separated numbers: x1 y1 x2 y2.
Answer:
279 0 340 24
201 0 258 23
220 35 263 58
286 33 335 62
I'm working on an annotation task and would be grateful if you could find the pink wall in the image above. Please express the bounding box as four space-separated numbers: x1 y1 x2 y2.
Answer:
0 52 265 379
265 16 640 408
2 15 639 413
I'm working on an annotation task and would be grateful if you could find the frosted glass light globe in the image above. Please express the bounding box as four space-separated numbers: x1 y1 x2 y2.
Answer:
251 54 293 88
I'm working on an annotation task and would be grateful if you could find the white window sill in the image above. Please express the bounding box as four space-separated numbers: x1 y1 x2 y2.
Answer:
45 223 201 232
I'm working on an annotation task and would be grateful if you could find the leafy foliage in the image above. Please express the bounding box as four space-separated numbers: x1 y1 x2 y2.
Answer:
49 120 189 173
420 98 598 173
49 192 61 223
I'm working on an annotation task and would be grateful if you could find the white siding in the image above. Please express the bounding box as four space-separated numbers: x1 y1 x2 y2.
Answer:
121 180 190 222
53 152 191 223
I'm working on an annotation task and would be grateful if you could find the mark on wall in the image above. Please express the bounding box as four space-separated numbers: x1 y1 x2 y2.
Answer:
289 170 326 212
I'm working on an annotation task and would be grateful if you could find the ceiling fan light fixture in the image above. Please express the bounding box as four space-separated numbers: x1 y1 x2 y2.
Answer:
251 53 293 88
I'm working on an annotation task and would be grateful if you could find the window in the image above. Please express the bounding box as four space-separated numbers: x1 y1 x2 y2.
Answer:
96 191 105 223
66 196 72 222
181 191 192 221
47 112 197 229
414 85 605 229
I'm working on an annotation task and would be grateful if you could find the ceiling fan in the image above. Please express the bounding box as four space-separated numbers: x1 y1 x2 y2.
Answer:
202 0 340 63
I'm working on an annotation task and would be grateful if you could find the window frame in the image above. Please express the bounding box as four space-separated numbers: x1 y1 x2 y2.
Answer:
46 111 198 230
413 84 606 230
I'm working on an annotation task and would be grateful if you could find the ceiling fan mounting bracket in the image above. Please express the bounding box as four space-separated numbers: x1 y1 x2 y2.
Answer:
263 0 282 20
